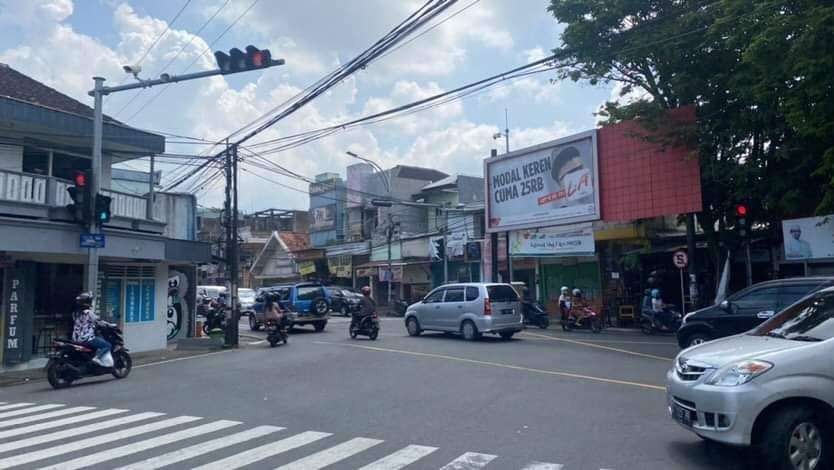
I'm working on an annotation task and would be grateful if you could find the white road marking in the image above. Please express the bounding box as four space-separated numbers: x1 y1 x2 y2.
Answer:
115 425 284 470
275 437 384 470
0 408 127 439
0 402 33 411
193 431 332 470
357 444 438 470
0 404 64 420
249 340 266 345
0 415 198 469
39 419 241 470
0 406 94 429
439 452 498 469
0 411 163 454
520 462 565 470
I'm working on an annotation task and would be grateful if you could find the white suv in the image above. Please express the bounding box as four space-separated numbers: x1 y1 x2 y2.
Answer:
666 287 834 470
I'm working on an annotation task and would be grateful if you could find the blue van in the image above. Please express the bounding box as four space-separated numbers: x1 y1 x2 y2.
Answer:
250 283 330 331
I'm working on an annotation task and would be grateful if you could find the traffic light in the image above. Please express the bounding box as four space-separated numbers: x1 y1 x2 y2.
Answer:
66 170 91 226
95 193 112 226
432 237 445 260
214 45 283 73
735 204 748 237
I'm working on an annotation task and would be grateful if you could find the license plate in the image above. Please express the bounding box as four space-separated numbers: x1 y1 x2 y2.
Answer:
672 403 693 427
501 309 513 315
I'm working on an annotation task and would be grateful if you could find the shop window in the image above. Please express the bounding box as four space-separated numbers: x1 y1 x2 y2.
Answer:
22 148 49 175
101 265 157 323
51 153 91 181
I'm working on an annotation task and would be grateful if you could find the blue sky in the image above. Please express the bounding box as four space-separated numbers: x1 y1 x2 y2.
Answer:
0 0 614 211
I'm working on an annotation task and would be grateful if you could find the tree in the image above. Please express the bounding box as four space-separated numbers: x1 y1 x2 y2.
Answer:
548 0 834 276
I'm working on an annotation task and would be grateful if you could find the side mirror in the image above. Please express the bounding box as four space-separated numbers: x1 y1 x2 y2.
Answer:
720 300 732 312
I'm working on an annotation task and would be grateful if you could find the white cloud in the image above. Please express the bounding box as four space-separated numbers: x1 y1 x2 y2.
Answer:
523 46 547 63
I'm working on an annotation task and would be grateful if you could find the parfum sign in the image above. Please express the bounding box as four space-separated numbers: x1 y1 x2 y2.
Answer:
3 262 34 366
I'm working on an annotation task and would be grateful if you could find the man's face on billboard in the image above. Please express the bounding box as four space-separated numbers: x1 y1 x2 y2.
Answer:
791 228 802 240
557 157 584 186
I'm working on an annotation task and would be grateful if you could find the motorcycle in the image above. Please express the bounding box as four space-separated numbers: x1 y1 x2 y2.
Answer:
560 306 603 333
522 301 550 329
350 312 380 340
266 315 290 347
46 321 132 389
640 307 682 335
201 301 227 335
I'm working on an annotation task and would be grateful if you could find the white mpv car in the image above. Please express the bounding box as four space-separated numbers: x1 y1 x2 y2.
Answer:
667 287 834 470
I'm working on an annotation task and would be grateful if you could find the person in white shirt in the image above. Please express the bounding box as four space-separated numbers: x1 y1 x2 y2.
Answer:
785 225 813 259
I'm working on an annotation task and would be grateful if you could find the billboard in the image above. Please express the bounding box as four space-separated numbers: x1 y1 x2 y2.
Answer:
485 130 599 233
783 215 834 261
310 205 336 231
509 223 595 257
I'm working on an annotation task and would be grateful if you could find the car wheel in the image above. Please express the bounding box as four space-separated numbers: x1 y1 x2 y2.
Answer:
249 314 260 331
406 317 422 337
686 332 710 348
499 331 514 341
461 320 480 341
759 405 831 470
313 298 329 315
314 321 327 332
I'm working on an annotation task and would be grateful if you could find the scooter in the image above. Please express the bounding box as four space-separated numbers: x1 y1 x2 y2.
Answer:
202 302 226 335
350 312 380 340
640 307 682 335
46 321 132 389
266 315 290 347
522 302 550 329
560 306 603 333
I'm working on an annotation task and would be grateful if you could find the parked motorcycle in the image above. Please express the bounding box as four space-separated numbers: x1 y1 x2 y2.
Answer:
350 312 380 340
266 315 290 347
561 306 603 333
46 321 132 389
640 307 682 335
522 301 550 329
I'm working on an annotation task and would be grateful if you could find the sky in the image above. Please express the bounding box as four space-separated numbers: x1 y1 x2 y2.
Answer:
0 0 615 211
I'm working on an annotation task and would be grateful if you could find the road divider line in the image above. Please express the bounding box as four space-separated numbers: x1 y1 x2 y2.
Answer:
0 406 95 430
0 403 64 420
276 437 384 470
40 419 242 470
115 425 284 470
520 331 674 361
193 431 332 470
439 451 497 469
314 341 666 391
357 444 438 470
519 462 564 470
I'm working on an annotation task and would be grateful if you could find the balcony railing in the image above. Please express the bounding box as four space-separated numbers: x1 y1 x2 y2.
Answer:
1 169 148 220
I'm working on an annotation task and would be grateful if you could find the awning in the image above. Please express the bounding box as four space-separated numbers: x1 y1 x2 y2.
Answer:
325 241 370 257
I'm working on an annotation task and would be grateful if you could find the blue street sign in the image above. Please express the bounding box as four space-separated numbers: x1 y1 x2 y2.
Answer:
80 233 105 248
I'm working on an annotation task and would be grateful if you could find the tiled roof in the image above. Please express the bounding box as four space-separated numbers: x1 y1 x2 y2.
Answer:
278 232 310 252
0 63 116 122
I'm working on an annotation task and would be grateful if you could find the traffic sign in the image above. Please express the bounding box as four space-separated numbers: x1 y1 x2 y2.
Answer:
80 233 105 248
673 250 688 269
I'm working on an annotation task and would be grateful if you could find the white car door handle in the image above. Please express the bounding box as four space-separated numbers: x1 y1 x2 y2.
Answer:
757 310 775 319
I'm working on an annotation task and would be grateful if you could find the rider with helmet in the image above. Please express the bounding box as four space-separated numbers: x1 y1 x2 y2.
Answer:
651 288 665 312
72 292 113 367
571 288 591 325
558 286 572 320
353 286 376 329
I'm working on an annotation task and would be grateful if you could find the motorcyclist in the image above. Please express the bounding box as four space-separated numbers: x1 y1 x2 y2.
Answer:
558 286 572 321
650 288 665 312
263 292 284 323
72 292 113 367
353 286 376 329
571 288 590 325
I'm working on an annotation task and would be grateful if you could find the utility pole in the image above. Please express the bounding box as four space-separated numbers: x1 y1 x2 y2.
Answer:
686 213 699 307
503 107 510 154
443 209 449 284
229 143 240 347
386 212 394 305
85 77 105 307
223 139 235 347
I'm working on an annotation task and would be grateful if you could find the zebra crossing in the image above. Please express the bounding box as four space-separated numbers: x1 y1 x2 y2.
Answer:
0 401 607 469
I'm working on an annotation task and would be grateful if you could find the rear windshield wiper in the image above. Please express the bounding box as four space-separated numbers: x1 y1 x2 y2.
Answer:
788 335 823 342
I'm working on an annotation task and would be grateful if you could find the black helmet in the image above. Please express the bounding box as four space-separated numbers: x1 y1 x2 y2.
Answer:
75 291 94 308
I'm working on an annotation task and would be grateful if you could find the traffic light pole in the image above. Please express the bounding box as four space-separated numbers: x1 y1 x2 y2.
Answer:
84 77 105 305
443 210 448 285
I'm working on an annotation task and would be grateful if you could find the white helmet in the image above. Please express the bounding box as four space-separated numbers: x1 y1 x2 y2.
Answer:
560 286 569 294
572 288 582 297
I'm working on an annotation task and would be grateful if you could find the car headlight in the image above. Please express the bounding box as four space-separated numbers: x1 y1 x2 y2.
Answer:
706 360 772 386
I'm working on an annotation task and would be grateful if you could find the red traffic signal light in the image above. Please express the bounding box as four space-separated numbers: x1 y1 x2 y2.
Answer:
73 171 87 187
215 46 280 73
735 204 748 217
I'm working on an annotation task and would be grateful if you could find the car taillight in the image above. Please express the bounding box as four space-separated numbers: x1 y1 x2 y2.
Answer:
484 299 492 316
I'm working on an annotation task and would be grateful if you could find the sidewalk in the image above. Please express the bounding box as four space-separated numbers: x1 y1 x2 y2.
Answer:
0 342 236 388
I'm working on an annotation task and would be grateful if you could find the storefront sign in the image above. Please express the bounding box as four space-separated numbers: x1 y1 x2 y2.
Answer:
379 265 402 282
125 280 141 323
782 215 834 260
485 130 599 232
510 223 595 257
328 255 352 278
3 262 34 366
102 279 122 322
298 261 317 276
310 205 336 231
355 267 376 278
80 233 105 248
141 279 155 322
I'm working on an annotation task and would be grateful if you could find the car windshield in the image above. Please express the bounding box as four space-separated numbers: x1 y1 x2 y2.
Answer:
751 292 834 341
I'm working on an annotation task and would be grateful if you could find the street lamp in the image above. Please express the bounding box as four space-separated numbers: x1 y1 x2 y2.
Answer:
345 151 390 194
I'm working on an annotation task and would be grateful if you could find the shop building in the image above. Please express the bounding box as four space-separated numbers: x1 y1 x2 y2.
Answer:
248 231 313 287
0 64 209 370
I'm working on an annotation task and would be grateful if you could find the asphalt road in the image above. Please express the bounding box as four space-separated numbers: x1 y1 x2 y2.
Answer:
0 317 752 470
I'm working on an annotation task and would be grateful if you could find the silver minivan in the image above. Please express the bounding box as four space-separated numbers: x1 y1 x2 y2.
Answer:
404 283 523 340
667 287 834 470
